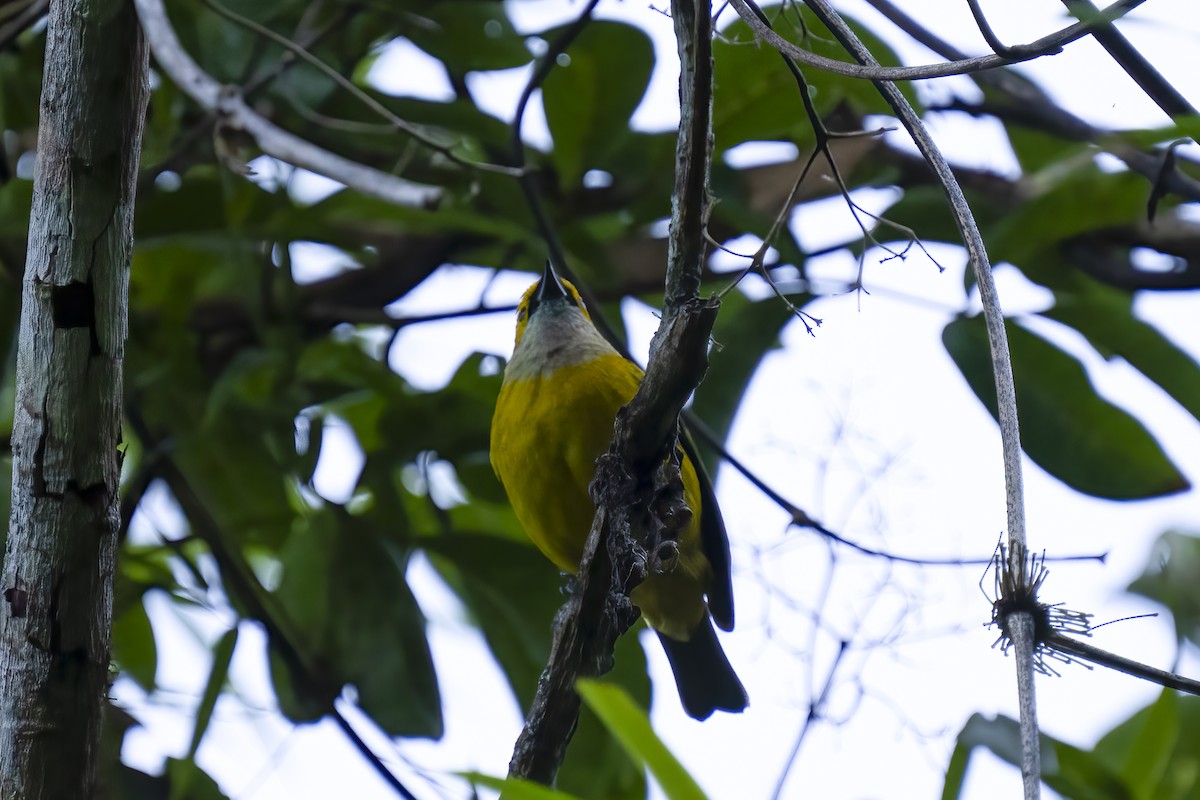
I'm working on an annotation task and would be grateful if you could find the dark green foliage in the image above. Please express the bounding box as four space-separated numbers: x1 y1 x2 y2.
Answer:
944 691 1200 800
0 0 1196 795
943 316 1188 500
1130 531 1200 648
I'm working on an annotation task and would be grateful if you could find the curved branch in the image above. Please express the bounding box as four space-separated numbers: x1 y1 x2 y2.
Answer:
727 0 1147 82
132 0 441 208
798 0 1039 795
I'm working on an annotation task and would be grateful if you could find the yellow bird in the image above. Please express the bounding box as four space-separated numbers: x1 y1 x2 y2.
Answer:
490 261 746 720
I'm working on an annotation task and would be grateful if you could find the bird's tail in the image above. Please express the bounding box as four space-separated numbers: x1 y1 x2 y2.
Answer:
657 621 748 720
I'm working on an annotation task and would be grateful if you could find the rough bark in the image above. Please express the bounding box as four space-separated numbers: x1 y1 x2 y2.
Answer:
0 0 149 797
508 0 717 783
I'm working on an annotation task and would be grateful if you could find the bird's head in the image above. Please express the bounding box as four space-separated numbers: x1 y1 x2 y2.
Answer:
514 260 592 346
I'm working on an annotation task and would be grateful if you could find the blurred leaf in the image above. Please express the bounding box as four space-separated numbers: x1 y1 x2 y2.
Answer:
164 758 230 800
0 180 33 242
185 628 239 764
427 533 649 799
464 772 585 800
1094 690 1200 800
988 166 1146 289
1106 116 1200 149
942 713 1133 800
1044 275 1200 424
426 534 562 708
377 352 502 462
1006 124 1089 175
578 679 706 800
0 34 45 134
274 509 443 737
112 596 158 692
1129 531 1200 648
0 452 8 549
1094 689 1179 800
943 315 1188 499
543 21 655 187
297 412 324 485
172 422 296 549
713 4 917 150
558 634 649 800
409 2 531 72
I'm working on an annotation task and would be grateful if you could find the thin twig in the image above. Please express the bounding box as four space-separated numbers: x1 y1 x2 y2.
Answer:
726 0 1147 82
772 641 847 799
686 415 1101 568
132 0 441 207
965 0 1030 58
1047 633 1200 696
331 708 419 800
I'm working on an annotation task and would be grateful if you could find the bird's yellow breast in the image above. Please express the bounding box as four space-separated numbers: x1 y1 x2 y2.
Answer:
491 353 640 571
491 352 711 638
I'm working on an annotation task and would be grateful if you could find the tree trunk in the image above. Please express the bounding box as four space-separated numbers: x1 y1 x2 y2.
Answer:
0 0 149 796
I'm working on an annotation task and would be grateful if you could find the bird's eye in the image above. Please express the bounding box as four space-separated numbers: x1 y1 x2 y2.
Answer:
517 306 528 322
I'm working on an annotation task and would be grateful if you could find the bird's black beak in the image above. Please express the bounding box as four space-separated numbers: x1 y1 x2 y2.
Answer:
531 259 570 314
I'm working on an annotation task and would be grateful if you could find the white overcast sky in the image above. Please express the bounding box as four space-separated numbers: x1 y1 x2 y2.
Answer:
118 2 1200 799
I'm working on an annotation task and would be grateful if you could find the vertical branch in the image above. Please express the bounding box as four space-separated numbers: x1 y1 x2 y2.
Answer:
664 0 714 311
0 0 150 797
508 0 718 786
799 1 1037 796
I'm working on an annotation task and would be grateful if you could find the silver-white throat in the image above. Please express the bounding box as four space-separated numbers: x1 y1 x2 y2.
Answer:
503 300 618 382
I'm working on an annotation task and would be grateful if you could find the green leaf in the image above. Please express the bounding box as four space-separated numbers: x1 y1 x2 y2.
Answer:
943 315 1188 499
713 4 917 150
185 627 239 763
1007 126 1090 175
427 534 648 799
542 21 655 187
942 713 1133 800
1105 116 1200 149
165 758 232 800
274 509 443 737
1128 531 1200 648
425 534 562 709
578 680 706 800
1044 275 1200 424
111 596 158 692
463 772 585 800
987 166 1146 289
1094 691 1200 800
409 2 531 73
1094 689 1178 800
559 633 649 800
